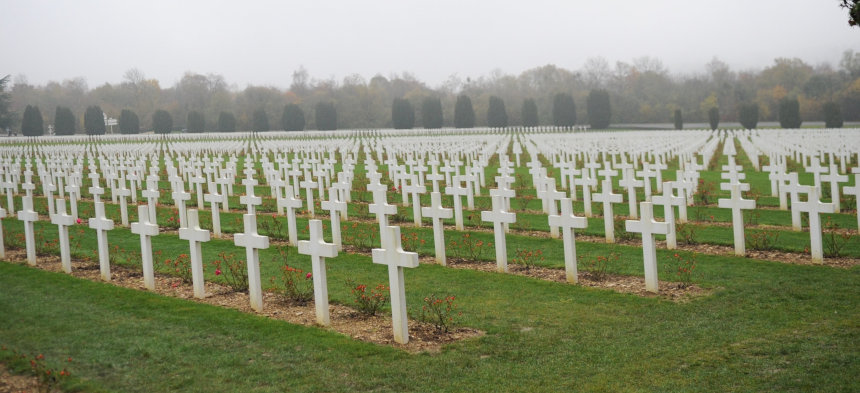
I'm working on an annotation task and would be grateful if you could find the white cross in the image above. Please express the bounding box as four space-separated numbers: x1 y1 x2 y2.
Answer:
204 185 226 238
544 182 566 238
782 177 808 232
142 177 160 224
842 173 860 232
625 202 669 293
651 181 685 250
16 195 38 265
171 186 192 229
50 198 76 273
372 225 419 345
445 176 469 230
298 219 339 326
421 191 453 265
114 181 131 227
592 179 623 243
619 169 644 219
320 189 346 250
88 201 114 281
717 184 756 256
402 174 426 226
369 183 398 244
794 186 836 264
178 209 211 298
821 164 848 213
235 213 269 312
548 197 587 283
279 184 303 246
481 194 517 272
131 205 159 290
0 205 6 259
240 177 262 215
299 175 318 217
574 173 597 218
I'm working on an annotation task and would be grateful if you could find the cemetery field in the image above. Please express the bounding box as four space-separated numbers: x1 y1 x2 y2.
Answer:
0 129 858 392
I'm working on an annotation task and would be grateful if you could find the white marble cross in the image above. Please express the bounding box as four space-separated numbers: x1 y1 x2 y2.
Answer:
279 185 303 246
651 181 685 250
782 178 807 232
626 202 669 293
171 185 192 229
131 205 159 290
548 197 587 283
17 195 39 265
320 189 346 250
88 201 114 280
240 177 262 215
842 173 860 231
481 194 516 273
204 184 226 238
544 182 566 238
421 191 453 265
403 174 426 226
444 176 468 230
50 198 75 273
372 225 419 344
178 209 211 298
794 186 836 264
369 184 398 244
114 181 131 227
0 206 6 259
717 184 756 256
619 170 644 219
574 173 597 218
592 179 622 243
235 213 269 311
821 164 848 213
299 175 318 217
298 219 338 326
142 177 160 225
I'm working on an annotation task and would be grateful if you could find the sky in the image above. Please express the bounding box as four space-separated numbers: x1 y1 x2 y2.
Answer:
1 0 858 90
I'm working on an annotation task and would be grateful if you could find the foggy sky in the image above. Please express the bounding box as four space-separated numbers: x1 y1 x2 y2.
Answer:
2 0 858 89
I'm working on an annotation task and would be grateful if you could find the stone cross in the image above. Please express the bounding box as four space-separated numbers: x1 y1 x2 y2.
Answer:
548 197 587 283
204 184 226 238
794 186 836 264
717 184 756 256
114 181 131 227
574 173 597 218
279 185 303 246
171 185 192 229
178 209 211 298
669 181 689 223
299 175 318 217
372 225 419 345
298 219 338 326
50 198 75 273
320 189 346 250
88 201 114 281
403 174 426 226
842 173 860 231
782 178 807 232
0 206 6 259
131 205 159 290
240 177 262 215
619 170 644 219
421 191 453 265
821 164 848 213
369 184 398 244
445 176 468 230
89 175 105 204
651 181 685 250
592 179 623 243
625 202 669 293
142 177 160 225
544 182 566 238
17 195 39 265
481 195 516 273
64 181 80 221
234 214 269 312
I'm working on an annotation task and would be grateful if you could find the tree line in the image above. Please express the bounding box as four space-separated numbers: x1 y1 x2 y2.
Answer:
3 51 860 134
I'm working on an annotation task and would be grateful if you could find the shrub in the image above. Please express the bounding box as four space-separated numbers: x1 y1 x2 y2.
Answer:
708 107 719 130
552 93 576 127
512 248 544 271
211 252 248 292
281 103 305 131
187 110 205 133
416 294 461 333
346 279 389 316
581 252 620 281
521 98 538 127
152 110 173 134
666 253 697 289
778 96 802 129
587 89 611 129
217 111 236 132
823 102 843 128
421 96 443 129
392 98 415 129
738 103 759 129
454 95 475 128
487 96 508 128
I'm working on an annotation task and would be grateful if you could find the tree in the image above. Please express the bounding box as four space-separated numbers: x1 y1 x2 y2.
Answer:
487 96 508 128
391 98 415 129
778 97 802 129
586 89 611 129
453 95 475 128
187 111 205 133
118 109 140 134
281 104 305 131
315 102 337 130
552 93 576 127
152 110 173 134
521 98 538 127
840 0 859 26
21 105 44 136
673 109 683 130
252 108 269 132
823 102 843 128
54 107 76 135
421 97 443 129
738 103 759 129
0 75 12 132
708 107 720 130
217 111 236 132
84 106 106 135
